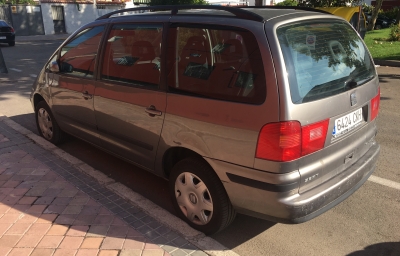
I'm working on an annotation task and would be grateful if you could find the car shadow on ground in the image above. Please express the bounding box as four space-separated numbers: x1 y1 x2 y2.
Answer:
347 242 400 256
8 113 277 251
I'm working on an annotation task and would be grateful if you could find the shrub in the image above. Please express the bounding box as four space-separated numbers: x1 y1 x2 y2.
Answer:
381 7 399 20
389 24 400 41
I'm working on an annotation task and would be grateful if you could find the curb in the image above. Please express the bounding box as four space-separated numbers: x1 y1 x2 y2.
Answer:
0 113 240 256
374 59 400 68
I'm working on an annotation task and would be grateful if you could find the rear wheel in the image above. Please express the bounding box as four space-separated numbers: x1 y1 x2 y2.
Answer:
8 41 15 46
169 157 236 235
35 101 66 144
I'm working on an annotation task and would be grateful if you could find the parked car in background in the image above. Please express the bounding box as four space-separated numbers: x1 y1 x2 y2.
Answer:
0 20 15 46
31 5 380 234
365 13 396 29
374 15 396 29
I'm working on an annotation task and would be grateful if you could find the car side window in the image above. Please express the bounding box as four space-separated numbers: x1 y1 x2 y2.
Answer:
101 23 163 88
58 26 105 78
167 25 266 104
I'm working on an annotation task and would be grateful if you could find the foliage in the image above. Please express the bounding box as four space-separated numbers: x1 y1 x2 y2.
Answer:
0 0 36 4
362 3 374 14
148 0 207 5
276 0 298 6
298 0 362 7
380 7 399 20
389 24 400 41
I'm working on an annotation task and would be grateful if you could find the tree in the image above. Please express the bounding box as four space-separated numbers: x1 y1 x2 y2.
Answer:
367 0 384 31
276 0 298 6
149 0 207 5
298 0 362 7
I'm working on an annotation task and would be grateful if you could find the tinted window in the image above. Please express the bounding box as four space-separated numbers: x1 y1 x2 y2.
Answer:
101 24 163 88
277 21 375 103
167 25 266 104
59 26 104 77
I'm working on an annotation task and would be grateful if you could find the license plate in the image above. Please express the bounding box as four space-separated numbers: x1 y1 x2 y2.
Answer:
0 36 6 39
332 108 363 138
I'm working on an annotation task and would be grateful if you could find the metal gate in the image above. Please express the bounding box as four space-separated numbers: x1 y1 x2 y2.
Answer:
51 6 66 34
1 5 45 36
0 5 12 26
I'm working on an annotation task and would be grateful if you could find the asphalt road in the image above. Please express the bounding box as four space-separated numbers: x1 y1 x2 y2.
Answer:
0 40 399 256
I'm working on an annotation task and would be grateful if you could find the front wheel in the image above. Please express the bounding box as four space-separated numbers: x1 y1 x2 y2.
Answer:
35 101 66 144
169 157 236 235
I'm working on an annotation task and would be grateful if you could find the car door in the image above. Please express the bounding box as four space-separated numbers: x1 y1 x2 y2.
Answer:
50 25 105 144
94 21 166 171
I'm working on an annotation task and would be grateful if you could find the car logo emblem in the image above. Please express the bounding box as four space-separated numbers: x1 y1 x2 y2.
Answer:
350 92 357 106
189 193 197 204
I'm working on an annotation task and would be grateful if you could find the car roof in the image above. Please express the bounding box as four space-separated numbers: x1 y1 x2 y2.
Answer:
96 5 333 23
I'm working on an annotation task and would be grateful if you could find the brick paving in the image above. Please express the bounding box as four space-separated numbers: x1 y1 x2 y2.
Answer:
0 118 208 256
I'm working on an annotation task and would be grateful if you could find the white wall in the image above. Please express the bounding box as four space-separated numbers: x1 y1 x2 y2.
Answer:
41 3 99 35
41 2 142 35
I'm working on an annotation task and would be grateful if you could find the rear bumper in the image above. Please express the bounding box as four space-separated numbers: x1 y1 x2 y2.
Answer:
0 34 15 43
211 141 380 223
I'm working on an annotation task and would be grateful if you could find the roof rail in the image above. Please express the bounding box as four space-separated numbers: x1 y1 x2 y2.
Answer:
237 6 333 15
96 5 265 22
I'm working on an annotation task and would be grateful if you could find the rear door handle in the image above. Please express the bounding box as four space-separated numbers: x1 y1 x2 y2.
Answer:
145 105 162 117
82 91 92 100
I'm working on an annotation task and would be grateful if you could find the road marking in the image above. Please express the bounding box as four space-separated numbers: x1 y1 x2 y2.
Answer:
30 74 37 78
9 68 22 72
369 175 400 190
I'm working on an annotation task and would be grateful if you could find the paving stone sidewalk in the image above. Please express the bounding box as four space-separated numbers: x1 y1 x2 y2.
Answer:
0 117 207 256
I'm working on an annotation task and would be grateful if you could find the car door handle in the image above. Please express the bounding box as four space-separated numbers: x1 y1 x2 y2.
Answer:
145 105 162 117
82 91 92 100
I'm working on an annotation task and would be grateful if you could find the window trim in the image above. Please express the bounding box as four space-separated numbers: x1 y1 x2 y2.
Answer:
56 25 106 80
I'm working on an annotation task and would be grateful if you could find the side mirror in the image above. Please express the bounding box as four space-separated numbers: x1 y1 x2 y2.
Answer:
60 62 73 73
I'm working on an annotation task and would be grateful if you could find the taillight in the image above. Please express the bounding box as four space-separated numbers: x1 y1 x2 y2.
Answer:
256 119 329 162
301 119 329 156
10 27 15 33
370 87 380 121
256 121 301 162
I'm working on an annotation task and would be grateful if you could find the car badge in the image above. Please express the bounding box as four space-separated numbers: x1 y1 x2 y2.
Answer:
350 92 357 106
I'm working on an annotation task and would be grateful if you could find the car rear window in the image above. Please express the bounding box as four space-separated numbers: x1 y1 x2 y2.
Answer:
277 21 375 104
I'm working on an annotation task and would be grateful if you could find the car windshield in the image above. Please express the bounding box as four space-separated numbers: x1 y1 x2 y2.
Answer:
277 21 376 103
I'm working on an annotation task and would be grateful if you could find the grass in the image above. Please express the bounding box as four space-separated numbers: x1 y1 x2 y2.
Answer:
364 28 400 60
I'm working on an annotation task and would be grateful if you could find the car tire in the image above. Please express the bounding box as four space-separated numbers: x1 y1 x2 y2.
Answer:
8 41 15 46
35 101 66 145
169 157 236 235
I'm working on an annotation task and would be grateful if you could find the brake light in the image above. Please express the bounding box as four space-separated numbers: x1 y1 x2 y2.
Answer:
256 121 301 162
370 87 380 121
256 119 329 162
10 27 15 33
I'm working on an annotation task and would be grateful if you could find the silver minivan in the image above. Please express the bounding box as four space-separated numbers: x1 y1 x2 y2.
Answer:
31 6 380 234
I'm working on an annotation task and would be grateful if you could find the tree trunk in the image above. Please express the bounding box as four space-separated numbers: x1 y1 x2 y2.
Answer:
367 0 384 31
395 7 400 26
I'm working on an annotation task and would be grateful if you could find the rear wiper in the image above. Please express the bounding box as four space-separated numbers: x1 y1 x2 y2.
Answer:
344 74 374 90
